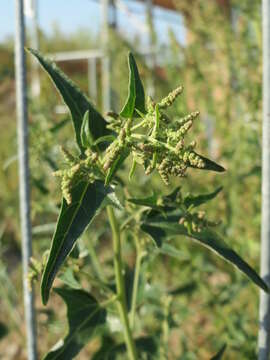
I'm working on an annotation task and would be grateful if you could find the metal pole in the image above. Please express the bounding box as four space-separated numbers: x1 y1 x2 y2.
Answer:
14 1 37 359
259 0 270 359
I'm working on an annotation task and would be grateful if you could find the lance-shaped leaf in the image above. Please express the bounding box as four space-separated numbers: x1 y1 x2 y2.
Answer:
192 153 225 173
184 186 223 209
210 344 227 360
43 288 106 360
141 213 268 292
120 52 146 118
27 48 110 152
41 181 115 305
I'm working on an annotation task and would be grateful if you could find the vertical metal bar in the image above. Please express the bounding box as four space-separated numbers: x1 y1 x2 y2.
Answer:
14 1 37 359
88 58 97 103
101 0 111 112
259 1 270 359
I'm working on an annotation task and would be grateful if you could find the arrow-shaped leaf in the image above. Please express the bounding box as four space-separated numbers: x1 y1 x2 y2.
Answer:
41 181 114 305
141 214 268 292
27 48 110 153
192 153 225 173
184 186 223 209
43 288 106 360
120 52 146 118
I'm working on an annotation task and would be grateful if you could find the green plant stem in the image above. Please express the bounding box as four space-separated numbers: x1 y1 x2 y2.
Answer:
106 205 138 360
131 118 147 131
131 133 177 154
130 237 143 330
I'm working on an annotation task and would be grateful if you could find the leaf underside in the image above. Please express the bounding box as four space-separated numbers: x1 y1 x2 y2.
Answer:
41 181 113 304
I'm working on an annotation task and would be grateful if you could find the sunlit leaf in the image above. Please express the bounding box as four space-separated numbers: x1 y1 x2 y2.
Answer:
41 181 115 304
27 48 110 152
80 110 94 148
120 52 146 118
141 212 268 292
59 268 81 290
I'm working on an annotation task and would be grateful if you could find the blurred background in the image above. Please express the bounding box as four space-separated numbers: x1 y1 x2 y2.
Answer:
0 0 263 358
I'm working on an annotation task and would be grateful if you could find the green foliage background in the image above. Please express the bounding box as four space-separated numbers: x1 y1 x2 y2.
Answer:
0 0 263 358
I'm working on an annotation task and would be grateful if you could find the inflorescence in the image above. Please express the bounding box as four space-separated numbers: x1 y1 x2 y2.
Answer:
54 85 207 203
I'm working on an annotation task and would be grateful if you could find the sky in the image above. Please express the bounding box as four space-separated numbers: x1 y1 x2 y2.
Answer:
0 0 185 44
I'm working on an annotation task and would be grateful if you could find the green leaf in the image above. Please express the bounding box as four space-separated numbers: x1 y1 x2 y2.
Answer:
120 52 146 118
210 344 227 360
105 148 130 185
41 181 114 305
0 322 8 340
59 268 81 289
43 288 106 360
157 243 189 261
80 110 94 148
184 186 223 209
141 214 269 292
192 153 225 172
128 193 159 209
27 48 110 153
128 187 181 211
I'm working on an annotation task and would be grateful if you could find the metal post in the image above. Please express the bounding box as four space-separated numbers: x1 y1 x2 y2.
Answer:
88 58 97 103
101 0 111 112
15 1 37 359
259 0 270 359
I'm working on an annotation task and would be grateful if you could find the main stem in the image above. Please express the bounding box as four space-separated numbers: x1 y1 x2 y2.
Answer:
130 237 143 330
106 206 137 360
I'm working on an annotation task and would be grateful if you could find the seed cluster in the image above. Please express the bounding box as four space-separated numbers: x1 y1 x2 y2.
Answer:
53 147 102 204
105 85 205 185
54 85 208 201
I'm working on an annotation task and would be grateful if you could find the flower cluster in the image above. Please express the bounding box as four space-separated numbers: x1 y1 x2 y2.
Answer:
53 147 102 204
54 85 215 202
104 85 206 185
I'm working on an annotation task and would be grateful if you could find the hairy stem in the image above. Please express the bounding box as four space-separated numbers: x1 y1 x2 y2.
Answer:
130 237 143 330
106 206 138 360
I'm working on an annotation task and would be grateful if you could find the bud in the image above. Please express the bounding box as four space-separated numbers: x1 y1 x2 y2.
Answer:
159 86 183 109
60 146 75 165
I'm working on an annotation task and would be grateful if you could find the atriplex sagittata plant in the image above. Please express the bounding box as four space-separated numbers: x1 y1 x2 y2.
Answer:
27 48 268 359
